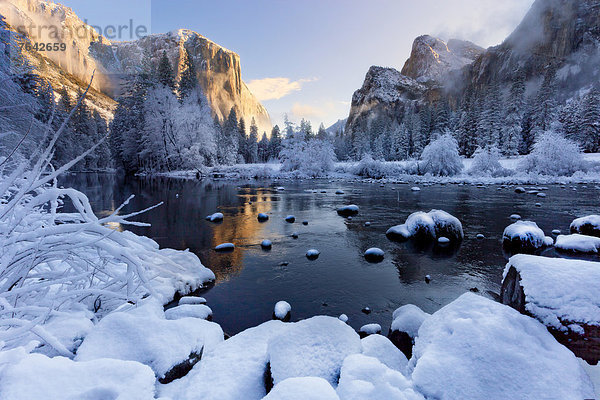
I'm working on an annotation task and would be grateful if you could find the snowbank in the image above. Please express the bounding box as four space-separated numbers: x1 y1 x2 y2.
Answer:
177 320 287 400
555 234 600 253
0 353 156 400
267 316 362 386
359 323 382 337
409 293 594 400
75 299 223 379
361 334 408 373
264 377 339 400
337 354 423 400
502 255 600 331
571 215 600 237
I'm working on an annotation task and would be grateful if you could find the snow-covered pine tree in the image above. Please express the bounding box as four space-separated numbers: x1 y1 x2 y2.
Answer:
178 48 197 101
219 108 239 165
247 118 259 163
530 65 558 138
268 125 282 160
317 123 328 140
258 132 269 162
237 117 247 163
503 73 526 156
476 83 502 149
157 50 175 91
580 88 600 152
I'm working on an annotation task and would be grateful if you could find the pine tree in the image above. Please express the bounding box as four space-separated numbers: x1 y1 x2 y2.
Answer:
531 65 558 137
476 83 503 148
503 74 526 156
580 88 600 152
317 123 328 140
219 108 239 165
157 50 175 91
258 132 269 162
178 48 197 100
299 119 313 140
269 125 282 160
237 117 247 163
247 118 259 163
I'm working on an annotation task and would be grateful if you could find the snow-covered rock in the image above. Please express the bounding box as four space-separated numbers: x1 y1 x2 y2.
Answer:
359 323 382 338
179 320 287 400
555 234 600 253
285 215 296 223
178 296 207 305
409 293 594 400
0 353 156 400
389 305 430 358
364 248 385 262
165 304 213 320
502 255 600 332
361 334 408 373
264 377 340 400
502 221 547 253
262 239 273 250
75 299 223 379
337 354 423 400
274 301 292 322
306 249 320 260
267 316 362 386
570 215 600 237
335 190 345 194
215 242 235 252
338 314 349 323
388 210 463 243
510 214 521 220
206 212 224 222
411 186 421 192
337 205 359 217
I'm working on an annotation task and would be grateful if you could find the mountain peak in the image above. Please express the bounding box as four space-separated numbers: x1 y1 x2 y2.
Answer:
401 35 484 84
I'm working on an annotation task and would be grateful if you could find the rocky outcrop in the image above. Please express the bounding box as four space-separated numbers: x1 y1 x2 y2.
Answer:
0 0 271 132
401 35 483 84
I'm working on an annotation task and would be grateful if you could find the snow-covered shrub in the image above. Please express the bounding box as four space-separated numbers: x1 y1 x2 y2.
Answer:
519 131 585 176
350 154 388 179
468 146 506 176
280 137 336 177
0 82 214 355
419 134 463 176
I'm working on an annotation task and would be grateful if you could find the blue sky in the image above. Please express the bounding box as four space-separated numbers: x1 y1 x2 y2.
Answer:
61 0 534 129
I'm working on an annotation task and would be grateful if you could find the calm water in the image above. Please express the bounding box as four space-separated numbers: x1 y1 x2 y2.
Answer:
61 174 600 335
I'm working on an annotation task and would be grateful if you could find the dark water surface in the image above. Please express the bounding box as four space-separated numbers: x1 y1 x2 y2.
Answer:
61 174 600 335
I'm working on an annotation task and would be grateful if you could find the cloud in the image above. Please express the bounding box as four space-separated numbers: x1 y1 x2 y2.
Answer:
247 77 317 101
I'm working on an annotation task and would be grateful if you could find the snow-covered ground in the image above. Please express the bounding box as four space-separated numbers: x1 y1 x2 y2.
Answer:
154 153 600 184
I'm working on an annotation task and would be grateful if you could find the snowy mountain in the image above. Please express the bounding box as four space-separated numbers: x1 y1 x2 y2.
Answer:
343 0 600 159
0 0 271 133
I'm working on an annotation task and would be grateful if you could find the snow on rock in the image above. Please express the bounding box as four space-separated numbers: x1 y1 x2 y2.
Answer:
263 377 340 400
411 187 421 192
178 296 207 305
386 224 411 241
502 255 600 331
75 299 223 379
335 190 345 194
570 215 600 237
165 304 213 320
306 249 320 260
0 353 156 400
510 214 521 220
262 239 273 249
409 293 594 400
178 320 287 400
391 305 430 339
388 210 463 243
267 316 362 386
215 242 235 252
285 215 296 223
339 314 349 323
359 324 382 338
337 205 359 217
337 354 423 400
364 248 385 263
206 212 224 222
274 301 292 321
258 213 270 222
544 236 554 246
502 221 547 253
437 237 450 244
555 234 600 253
361 334 408 373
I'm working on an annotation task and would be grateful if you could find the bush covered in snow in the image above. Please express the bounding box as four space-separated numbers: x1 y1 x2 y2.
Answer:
468 146 508 176
519 131 586 176
350 155 391 179
419 134 463 176
280 129 336 177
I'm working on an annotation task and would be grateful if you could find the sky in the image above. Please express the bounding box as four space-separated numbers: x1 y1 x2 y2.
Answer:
61 0 535 129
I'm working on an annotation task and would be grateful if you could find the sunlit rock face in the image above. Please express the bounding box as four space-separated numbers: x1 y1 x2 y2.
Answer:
401 35 483 85
0 0 271 133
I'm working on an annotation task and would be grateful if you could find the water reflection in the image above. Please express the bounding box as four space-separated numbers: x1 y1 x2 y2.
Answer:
60 174 600 336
